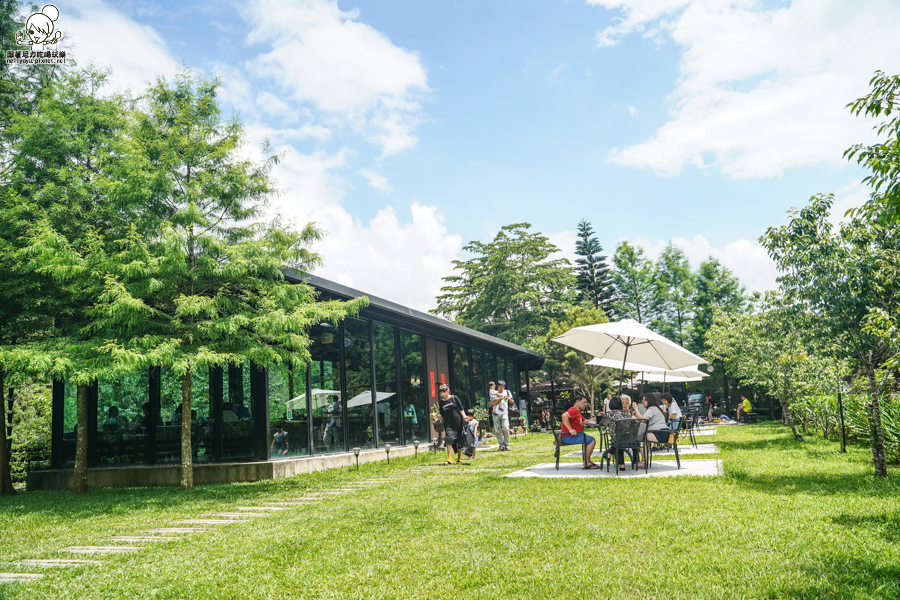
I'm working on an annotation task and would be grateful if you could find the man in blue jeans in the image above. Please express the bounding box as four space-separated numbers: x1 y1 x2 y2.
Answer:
561 396 599 469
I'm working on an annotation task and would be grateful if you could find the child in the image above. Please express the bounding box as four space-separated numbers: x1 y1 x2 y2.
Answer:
465 409 479 458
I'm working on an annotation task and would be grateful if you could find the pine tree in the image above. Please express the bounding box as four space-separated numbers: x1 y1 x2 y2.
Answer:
611 241 654 324
573 219 613 318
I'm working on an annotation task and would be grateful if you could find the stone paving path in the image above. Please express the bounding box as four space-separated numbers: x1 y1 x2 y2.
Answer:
4 472 413 587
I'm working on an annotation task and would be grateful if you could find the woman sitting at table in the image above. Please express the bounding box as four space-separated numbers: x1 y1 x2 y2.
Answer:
601 396 631 470
632 393 672 468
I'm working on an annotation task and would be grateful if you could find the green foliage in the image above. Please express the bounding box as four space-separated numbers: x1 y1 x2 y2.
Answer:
573 219 612 316
689 257 745 355
845 71 900 222
541 306 610 414
840 393 900 464
432 222 576 347
610 240 654 324
9 384 51 483
651 243 694 347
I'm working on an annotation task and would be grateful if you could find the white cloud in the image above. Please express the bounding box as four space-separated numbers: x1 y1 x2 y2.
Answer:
242 0 429 156
59 0 179 93
264 145 461 313
828 179 869 227
360 169 393 193
630 234 778 295
625 105 639 118
548 61 568 86
591 0 900 178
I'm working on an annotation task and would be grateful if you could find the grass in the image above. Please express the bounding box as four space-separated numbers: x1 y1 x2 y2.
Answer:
1 424 899 599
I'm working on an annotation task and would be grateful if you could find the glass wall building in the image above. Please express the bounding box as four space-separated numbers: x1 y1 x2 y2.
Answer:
41 273 543 483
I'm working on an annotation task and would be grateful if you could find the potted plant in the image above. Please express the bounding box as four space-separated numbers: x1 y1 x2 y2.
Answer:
430 404 444 433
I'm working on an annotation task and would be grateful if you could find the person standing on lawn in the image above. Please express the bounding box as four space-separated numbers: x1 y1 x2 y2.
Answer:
438 385 467 465
561 396 599 469
489 380 514 451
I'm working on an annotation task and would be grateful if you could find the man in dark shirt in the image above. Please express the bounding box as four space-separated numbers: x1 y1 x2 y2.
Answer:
438 384 466 465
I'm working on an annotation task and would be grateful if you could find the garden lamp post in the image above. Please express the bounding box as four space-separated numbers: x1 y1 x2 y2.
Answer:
413 439 419 458
431 437 437 453
384 443 391 464
352 447 360 471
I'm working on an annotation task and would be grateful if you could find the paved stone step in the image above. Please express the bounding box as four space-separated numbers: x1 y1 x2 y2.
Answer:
0 573 43 583
273 498 321 502
207 512 266 518
172 519 236 525
19 559 101 568
63 546 141 554
261 501 316 506
234 506 288 512
146 528 209 534
110 536 180 543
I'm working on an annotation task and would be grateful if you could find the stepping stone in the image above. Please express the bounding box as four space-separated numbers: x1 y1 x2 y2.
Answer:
110 536 180 543
20 559 101 568
208 512 266 518
63 546 140 554
235 506 288 512
275 498 321 502
261 501 316 507
146 528 209 534
0 573 43 583
172 519 236 525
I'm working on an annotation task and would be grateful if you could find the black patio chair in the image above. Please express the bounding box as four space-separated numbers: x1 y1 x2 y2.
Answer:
682 408 699 449
603 419 647 476
646 428 681 470
551 418 587 471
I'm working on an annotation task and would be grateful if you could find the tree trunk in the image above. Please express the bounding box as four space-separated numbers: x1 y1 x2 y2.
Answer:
181 371 193 490
0 370 16 496
865 372 887 478
780 375 801 440
73 384 89 494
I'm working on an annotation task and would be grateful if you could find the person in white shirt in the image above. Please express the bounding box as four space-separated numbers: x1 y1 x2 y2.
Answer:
662 393 682 430
489 380 514 451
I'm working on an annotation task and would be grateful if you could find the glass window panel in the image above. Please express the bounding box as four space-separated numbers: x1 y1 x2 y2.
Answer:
373 323 399 446
344 317 374 450
451 344 472 409
505 358 516 400
269 362 308 458
221 364 254 461
399 331 426 443
156 368 211 464
486 353 498 389
96 370 148 466
472 349 486 410
61 381 77 467
310 322 343 454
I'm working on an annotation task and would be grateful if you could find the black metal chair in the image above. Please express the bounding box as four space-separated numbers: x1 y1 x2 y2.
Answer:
647 428 681 470
682 407 699 448
551 418 587 471
604 419 647 475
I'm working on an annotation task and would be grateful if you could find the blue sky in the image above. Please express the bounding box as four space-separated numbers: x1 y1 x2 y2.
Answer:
50 0 900 310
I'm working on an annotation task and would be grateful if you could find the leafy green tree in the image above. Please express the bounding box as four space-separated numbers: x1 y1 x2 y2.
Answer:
611 240 654 324
651 243 694 347
689 257 745 355
845 71 900 222
432 222 576 347
574 219 613 317
707 298 846 440
1 68 133 494
542 307 611 415
761 195 900 477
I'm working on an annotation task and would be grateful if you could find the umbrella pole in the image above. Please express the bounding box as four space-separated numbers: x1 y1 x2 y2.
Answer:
641 372 645 397
617 344 630 396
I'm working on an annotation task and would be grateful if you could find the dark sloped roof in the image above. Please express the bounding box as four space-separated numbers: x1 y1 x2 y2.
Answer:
283 269 544 370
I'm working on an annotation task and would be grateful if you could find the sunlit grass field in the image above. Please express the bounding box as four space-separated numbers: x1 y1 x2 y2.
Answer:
1 423 899 599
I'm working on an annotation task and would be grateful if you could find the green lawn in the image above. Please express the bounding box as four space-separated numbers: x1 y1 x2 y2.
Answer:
1 424 899 599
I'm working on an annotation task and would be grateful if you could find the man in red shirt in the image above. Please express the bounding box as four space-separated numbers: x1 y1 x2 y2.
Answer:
561 396 599 469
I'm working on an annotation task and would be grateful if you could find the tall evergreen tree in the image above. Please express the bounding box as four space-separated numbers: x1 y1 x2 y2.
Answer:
689 257 745 355
611 240 654 324
432 223 576 347
651 243 694 346
573 219 613 317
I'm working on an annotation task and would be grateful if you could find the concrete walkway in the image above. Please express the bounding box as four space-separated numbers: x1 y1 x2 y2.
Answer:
506 459 722 479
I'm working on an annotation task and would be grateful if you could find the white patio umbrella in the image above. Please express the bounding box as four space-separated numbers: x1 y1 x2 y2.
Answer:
554 319 706 394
